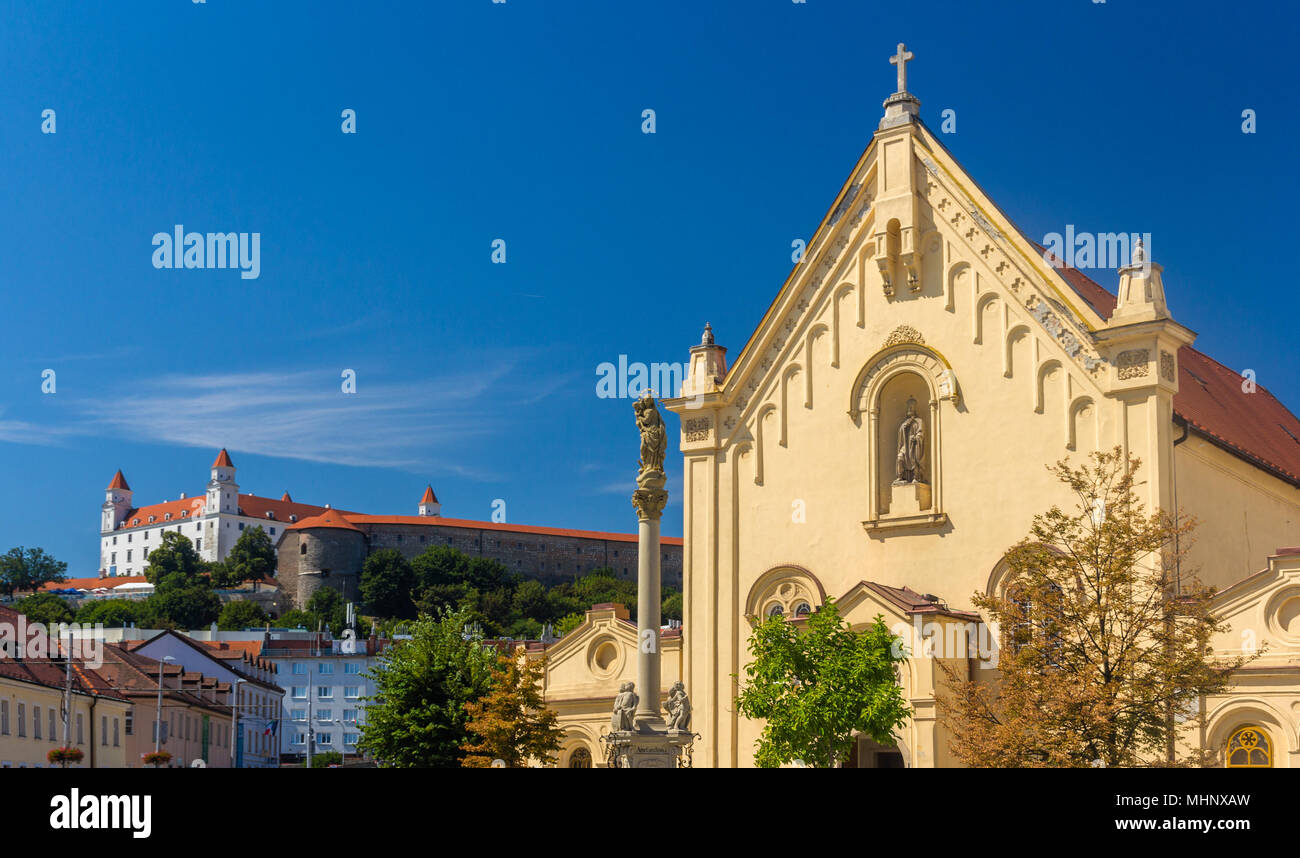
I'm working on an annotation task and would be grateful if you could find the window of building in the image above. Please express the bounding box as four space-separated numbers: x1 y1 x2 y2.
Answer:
17 703 26 737
126 550 132 562
569 747 593 768
125 711 133 736
344 732 359 746
101 716 107 745
292 687 307 699
113 718 119 747
239 523 244 530
76 714 84 745
144 530 149 539
165 513 171 521
300 543 307 555
111 552 116 565
319 663 334 675
270 528 276 536
196 539 202 551
343 709 358 722
317 710 332 721
292 663 307 675
343 663 360 674
291 709 306 721
144 548 150 560
49 709 56 741
317 733 332 745
317 687 333 700
33 706 41 740
1225 726 1272 768
343 686 359 699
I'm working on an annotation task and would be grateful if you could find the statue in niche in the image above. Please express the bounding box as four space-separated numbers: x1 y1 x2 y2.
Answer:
894 397 926 484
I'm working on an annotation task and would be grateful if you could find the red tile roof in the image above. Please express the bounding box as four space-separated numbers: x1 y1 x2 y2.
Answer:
1050 255 1300 487
107 470 130 491
40 575 148 592
288 508 364 533
420 485 438 504
212 448 234 468
114 493 349 532
337 514 684 545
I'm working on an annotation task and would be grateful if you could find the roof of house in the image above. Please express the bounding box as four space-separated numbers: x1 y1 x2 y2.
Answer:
212 448 234 468
420 485 438 504
107 470 130 491
333 514 685 546
0 606 130 702
1048 250 1300 487
856 582 982 622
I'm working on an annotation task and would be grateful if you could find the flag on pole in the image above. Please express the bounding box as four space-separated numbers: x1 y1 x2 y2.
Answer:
264 719 277 737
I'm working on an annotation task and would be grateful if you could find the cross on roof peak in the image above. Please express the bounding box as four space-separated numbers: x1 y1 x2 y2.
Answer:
890 42 914 94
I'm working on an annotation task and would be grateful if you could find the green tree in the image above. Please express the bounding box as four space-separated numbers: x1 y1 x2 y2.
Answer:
662 589 683 622
12 592 73 626
555 611 585 636
309 750 344 768
306 586 348 633
357 608 498 767
143 532 211 590
210 526 276 589
139 586 222 630
360 549 416 619
76 598 142 627
0 547 68 597
939 450 1249 768
271 609 316 629
735 597 911 768
462 655 566 767
218 599 268 630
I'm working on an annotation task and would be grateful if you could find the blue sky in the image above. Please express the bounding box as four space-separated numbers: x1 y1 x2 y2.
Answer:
1 0 1295 573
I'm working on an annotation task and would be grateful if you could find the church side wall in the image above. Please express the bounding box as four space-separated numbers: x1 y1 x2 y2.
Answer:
1175 436 1300 591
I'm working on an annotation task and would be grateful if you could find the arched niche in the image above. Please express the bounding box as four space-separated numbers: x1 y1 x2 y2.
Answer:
851 341 956 532
745 565 826 620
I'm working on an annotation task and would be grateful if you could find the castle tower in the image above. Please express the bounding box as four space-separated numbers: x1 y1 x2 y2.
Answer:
206 448 240 516
102 470 132 534
418 485 441 517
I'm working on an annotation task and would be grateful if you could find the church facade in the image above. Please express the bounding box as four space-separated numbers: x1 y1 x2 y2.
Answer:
545 49 1300 767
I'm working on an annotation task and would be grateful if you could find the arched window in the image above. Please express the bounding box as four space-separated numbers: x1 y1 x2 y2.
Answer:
300 542 307 555
766 603 785 618
794 602 812 617
568 747 592 768
1005 580 1064 665
1225 726 1272 768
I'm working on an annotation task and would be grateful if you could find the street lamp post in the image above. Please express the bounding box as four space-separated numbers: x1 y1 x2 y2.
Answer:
154 656 175 756
229 678 243 768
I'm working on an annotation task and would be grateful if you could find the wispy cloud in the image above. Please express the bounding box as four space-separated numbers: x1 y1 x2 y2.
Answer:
0 356 545 475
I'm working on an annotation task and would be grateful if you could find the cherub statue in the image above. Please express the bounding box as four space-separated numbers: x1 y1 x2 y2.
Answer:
664 681 691 732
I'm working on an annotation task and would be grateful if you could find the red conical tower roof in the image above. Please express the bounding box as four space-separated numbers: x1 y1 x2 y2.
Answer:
106 470 130 491
212 448 235 468
281 491 292 502
420 485 438 504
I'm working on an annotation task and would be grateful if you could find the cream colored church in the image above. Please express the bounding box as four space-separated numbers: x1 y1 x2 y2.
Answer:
536 48 1300 768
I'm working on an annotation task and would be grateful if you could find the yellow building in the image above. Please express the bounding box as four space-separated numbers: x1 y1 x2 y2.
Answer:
0 608 131 768
544 48 1300 767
